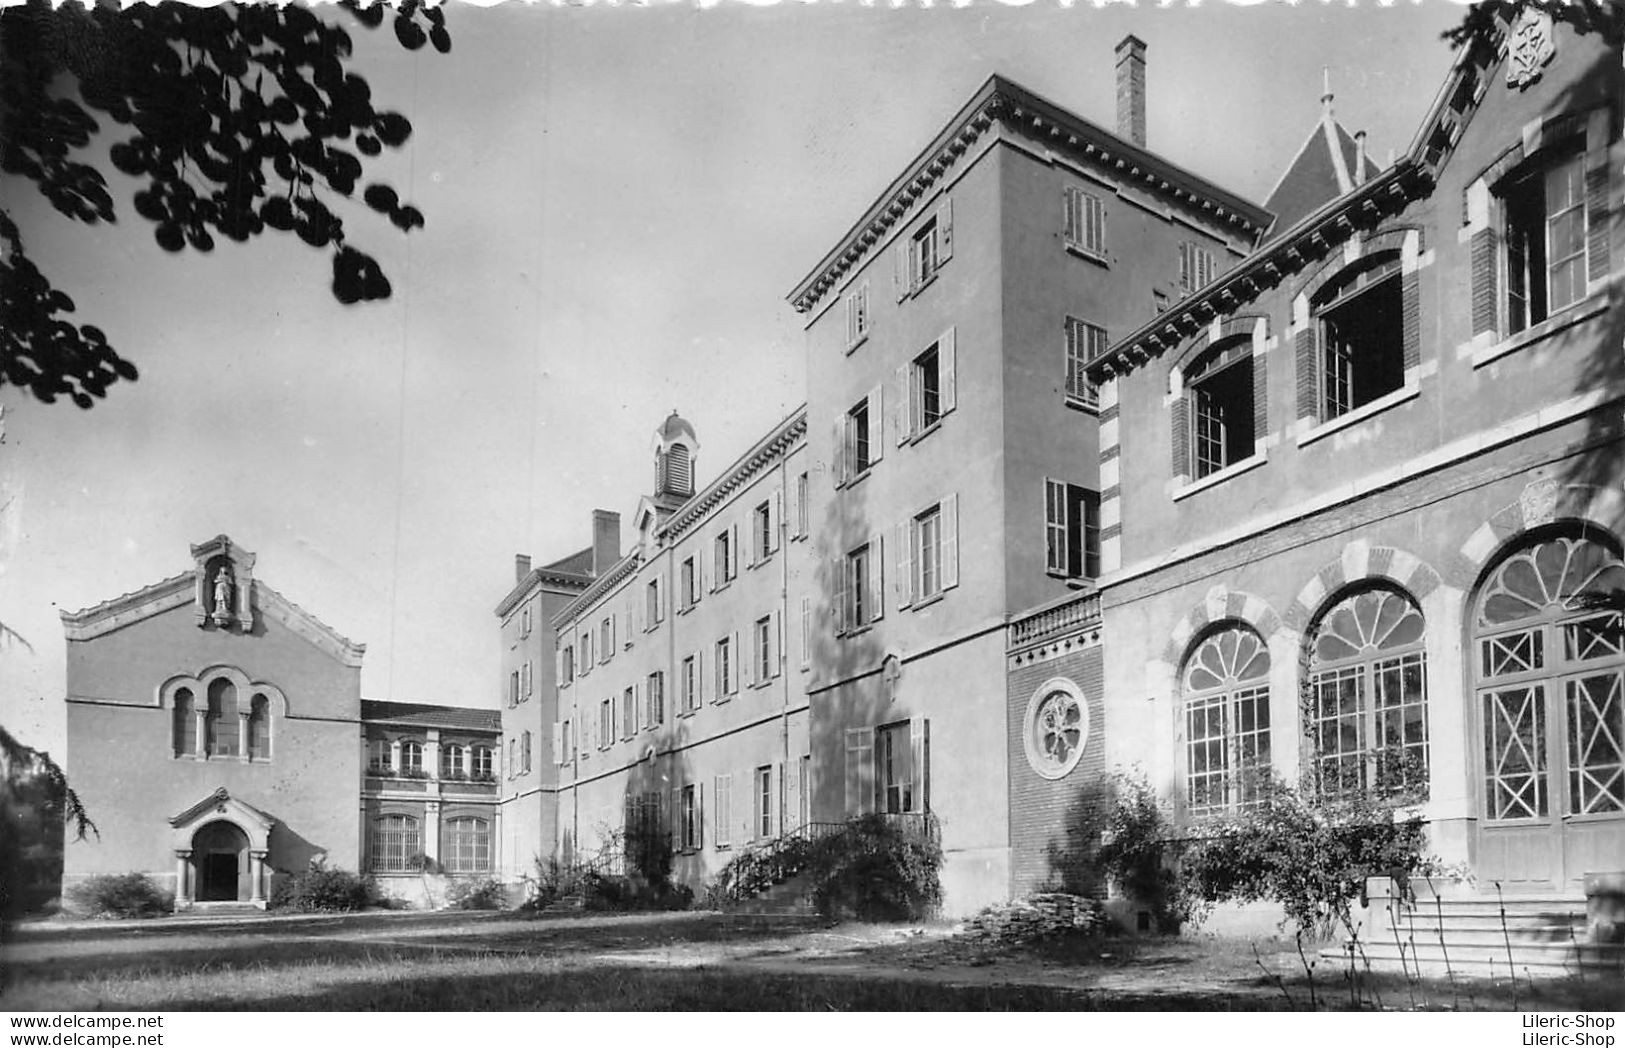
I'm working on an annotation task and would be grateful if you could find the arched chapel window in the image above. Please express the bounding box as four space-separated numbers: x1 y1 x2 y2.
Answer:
173 688 196 757
1182 624 1272 815
246 693 271 761
1307 585 1429 800
206 678 239 758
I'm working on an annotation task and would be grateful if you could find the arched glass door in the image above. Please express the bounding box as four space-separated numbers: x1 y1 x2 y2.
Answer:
1475 531 1625 887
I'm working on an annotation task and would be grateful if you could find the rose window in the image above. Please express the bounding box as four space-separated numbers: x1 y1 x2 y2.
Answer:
1023 678 1090 780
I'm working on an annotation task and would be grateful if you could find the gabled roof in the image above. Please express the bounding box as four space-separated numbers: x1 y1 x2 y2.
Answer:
493 547 594 618
788 74 1272 314
60 572 366 668
1264 113 1376 235
360 700 501 733
1090 25 1513 378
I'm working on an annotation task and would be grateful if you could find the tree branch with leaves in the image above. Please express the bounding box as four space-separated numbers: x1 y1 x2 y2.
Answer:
0 0 449 408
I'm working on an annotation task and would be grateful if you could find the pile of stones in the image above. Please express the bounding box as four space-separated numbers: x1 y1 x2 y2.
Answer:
960 892 1104 945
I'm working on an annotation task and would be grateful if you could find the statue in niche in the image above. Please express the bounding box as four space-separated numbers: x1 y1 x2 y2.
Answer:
212 567 234 626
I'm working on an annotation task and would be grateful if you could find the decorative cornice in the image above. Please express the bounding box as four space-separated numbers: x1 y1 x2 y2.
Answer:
168 787 277 832
60 572 194 640
1090 22 1508 383
1090 163 1426 381
254 583 366 667
493 567 592 619
660 406 808 542
788 74 1272 314
551 549 644 631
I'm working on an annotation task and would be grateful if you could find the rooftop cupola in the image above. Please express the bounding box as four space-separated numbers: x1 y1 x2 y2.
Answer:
653 410 698 501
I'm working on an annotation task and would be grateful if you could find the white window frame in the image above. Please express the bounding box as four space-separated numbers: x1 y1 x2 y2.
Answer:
845 281 871 350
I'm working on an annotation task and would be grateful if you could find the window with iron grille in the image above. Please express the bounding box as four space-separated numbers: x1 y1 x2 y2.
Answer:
369 814 420 872
442 817 490 873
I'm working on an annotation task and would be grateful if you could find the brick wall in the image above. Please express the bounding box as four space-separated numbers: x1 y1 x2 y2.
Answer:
1005 642 1106 898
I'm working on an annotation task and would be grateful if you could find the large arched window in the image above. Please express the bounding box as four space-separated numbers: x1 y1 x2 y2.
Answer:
443 817 491 873
1307 585 1429 800
205 678 239 758
1182 624 1272 816
1476 532 1624 822
246 693 271 761
172 688 196 758
369 814 421 872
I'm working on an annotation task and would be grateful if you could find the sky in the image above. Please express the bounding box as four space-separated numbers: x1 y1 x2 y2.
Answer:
0 0 1469 758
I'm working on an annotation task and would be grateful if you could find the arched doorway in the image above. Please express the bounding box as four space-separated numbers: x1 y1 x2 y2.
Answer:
192 821 250 902
1473 529 1625 887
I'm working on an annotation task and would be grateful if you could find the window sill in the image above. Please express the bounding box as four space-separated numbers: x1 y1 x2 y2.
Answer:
711 580 733 596
840 468 873 492
748 554 774 571
1172 450 1269 501
676 709 697 720
839 624 876 640
1472 293 1610 368
675 604 695 617
902 418 945 448
908 591 945 613
1062 394 1100 415
908 271 940 300
1064 242 1109 267
749 678 774 691
1296 382 1420 449
845 333 869 356
715 842 733 852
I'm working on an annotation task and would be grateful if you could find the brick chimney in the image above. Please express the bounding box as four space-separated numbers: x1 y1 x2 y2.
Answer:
1115 35 1147 148
515 554 532 583
591 510 621 575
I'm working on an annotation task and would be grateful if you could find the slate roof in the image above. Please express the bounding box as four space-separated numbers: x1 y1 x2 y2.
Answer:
541 546 595 575
360 700 501 733
1264 116 1376 235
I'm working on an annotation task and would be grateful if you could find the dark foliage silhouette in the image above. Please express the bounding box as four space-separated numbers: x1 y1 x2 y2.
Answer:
1444 0 1624 52
0 0 448 407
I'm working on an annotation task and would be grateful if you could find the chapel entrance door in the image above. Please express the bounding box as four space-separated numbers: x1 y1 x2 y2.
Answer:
193 820 250 902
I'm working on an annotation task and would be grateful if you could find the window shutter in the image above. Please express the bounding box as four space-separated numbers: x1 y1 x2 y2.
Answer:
1178 242 1191 291
895 362 912 445
832 416 846 488
555 648 564 687
941 493 959 590
867 385 884 465
1170 395 1190 480
868 531 885 623
845 728 872 816
800 596 811 670
770 490 782 553
633 679 642 732
910 716 930 814
731 523 740 578
551 722 562 765
893 240 910 302
714 775 730 848
770 608 783 677
833 556 848 636
773 761 784 838
697 648 707 706
669 789 680 849
939 326 957 414
697 781 705 848
937 198 953 264
1586 162 1609 287
789 477 803 539
895 520 913 610
731 631 741 693
699 547 710 596
610 613 617 652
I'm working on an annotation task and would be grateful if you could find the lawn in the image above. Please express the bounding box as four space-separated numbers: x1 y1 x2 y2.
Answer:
1 909 1617 1011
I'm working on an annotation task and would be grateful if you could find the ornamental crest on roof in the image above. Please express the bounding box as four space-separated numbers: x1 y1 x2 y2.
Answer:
1506 7 1556 90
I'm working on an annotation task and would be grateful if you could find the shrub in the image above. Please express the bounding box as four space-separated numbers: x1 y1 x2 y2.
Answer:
269 862 374 913
1047 770 1196 932
808 814 942 921
66 873 172 919
708 815 943 921
445 876 506 911
1178 775 1442 936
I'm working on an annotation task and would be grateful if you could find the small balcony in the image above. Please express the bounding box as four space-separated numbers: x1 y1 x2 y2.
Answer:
1007 591 1102 653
